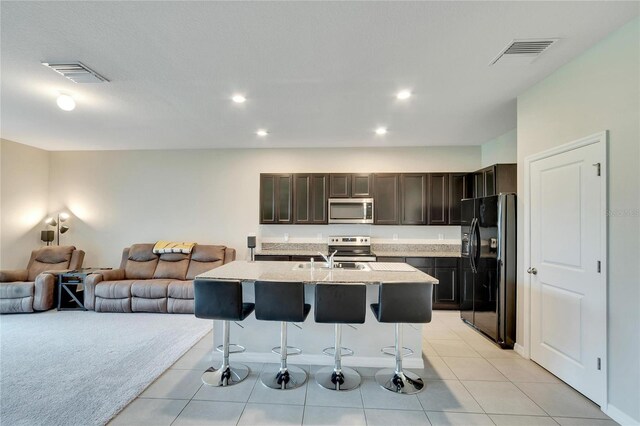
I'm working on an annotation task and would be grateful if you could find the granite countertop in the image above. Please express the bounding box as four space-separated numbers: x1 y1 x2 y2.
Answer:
197 260 438 284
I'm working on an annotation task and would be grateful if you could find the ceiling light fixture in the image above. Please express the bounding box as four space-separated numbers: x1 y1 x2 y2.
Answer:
56 94 76 111
256 129 268 137
231 94 246 104
375 127 388 135
396 90 412 100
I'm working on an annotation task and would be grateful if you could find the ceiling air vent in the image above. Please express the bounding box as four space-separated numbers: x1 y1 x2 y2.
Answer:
41 61 109 83
490 39 558 65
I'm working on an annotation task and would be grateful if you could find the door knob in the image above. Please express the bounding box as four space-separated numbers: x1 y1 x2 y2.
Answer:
527 267 538 275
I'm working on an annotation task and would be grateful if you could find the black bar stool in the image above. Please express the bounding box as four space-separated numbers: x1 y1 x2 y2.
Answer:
254 280 310 390
194 279 255 387
371 282 433 394
314 283 366 391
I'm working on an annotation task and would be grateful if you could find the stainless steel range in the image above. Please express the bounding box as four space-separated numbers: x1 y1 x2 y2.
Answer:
328 236 376 262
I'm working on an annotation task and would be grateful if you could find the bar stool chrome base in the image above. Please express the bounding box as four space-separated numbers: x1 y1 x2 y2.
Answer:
315 365 361 391
375 368 424 394
202 364 250 387
260 365 307 390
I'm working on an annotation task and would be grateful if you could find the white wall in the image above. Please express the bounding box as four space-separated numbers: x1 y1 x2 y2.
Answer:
481 129 517 167
47 145 480 267
517 18 639 423
0 139 50 269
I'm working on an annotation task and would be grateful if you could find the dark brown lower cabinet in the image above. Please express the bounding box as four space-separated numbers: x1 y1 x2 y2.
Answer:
394 257 461 310
254 255 291 261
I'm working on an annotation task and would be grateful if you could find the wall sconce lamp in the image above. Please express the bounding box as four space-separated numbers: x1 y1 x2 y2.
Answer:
44 212 70 246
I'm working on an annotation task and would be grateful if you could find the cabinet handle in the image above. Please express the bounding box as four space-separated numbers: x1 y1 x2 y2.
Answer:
527 267 537 275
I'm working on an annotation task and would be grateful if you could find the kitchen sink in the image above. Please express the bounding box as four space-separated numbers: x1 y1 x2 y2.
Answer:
293 262 371 271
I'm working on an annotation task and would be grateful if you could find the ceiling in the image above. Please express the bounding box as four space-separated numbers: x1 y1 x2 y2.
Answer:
1 1 637 151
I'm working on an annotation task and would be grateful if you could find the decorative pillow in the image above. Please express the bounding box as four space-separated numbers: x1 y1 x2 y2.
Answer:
153 241 196 255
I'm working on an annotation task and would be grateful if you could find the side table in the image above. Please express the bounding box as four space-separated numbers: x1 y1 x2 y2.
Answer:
57 268 111 311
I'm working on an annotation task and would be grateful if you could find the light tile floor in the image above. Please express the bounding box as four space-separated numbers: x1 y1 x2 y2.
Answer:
110 311 617 426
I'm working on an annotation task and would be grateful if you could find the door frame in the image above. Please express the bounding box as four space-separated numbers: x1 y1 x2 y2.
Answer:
522 130 608 407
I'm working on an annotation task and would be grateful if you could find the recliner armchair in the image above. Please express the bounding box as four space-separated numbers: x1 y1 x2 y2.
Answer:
0 246 85 313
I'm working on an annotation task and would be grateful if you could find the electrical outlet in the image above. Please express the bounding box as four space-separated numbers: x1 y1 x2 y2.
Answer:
392 233 398 240
284 233 289 242
438 233 444 240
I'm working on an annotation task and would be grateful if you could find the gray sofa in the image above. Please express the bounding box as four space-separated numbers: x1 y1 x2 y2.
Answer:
0 246 85 313
84 243 235 314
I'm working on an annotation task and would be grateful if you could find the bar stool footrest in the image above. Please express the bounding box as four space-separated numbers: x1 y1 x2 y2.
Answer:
381 345 414 357
271 345 302 356
322 346 354 357
216 343 246 354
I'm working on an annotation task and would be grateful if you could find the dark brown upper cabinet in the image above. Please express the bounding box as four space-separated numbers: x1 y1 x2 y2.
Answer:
293 174 329 224
448 173 470 225
473 164 516 198
400 174 427 225
373 174 400 225
260 174 293 224
351 173 373 197
329 173 373 198
427 173 449 225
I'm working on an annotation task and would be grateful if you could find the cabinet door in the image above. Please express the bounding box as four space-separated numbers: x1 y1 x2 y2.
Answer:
294 174 328 224
377 257 406 263
293 174 311 223
260 174 277 224
329 174 351 198
310 174 329 223
400 174 427 225
483 166 496 196
276 174 293 223
255 255 291 261
448 173 469 225
473 172 484 198
427 173 449 225
433 267 459 309
494 163 517 194
352 173 373 197
373 174 399 225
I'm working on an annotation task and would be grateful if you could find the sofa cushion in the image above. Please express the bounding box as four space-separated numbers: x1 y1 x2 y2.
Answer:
168 280 193 299
153 253 190 280
186 245 226 280
168 298 194 314
132 297 167 313
131 279 171 299
34 246 74 264
0 297 34 313
95 280 134 299
124 244 159 279
95 297 131 313
0 282 34 298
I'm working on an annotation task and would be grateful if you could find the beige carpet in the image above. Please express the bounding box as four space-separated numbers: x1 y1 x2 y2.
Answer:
0 310 211 426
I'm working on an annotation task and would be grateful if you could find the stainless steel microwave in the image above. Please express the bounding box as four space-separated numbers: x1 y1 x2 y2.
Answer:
328 198 374 224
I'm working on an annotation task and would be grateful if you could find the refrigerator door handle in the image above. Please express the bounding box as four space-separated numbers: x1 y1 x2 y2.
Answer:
469 217 477 273
473 217 482 273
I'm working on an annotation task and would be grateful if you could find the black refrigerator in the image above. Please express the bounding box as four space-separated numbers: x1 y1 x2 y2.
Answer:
460 194 516 348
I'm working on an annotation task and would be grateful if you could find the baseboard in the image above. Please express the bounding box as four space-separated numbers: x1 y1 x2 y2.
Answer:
603 403 640 426
514 343 528 359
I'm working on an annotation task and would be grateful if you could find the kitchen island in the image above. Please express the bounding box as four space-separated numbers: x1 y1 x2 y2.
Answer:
196 260 438 368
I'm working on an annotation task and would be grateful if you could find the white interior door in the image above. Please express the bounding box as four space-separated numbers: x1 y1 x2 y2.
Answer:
529 137 606 406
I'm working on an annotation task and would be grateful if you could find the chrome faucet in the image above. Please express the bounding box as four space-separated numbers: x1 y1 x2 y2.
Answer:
318 250 338 269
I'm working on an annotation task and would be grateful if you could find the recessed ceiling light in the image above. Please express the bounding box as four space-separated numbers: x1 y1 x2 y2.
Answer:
396 90 412 100
231 94 246 104
56 94 75 111
256 129 268 137
375 127 388 135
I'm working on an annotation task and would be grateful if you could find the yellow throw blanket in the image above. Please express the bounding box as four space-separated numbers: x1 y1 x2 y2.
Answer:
153 241 196 254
